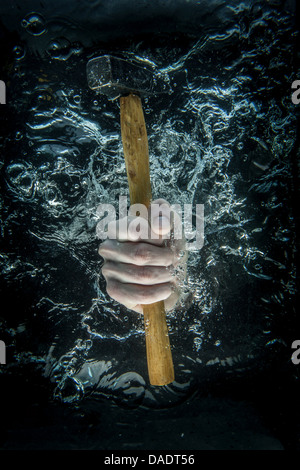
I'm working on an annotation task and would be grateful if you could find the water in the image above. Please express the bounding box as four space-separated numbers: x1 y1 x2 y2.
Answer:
0 0 299 450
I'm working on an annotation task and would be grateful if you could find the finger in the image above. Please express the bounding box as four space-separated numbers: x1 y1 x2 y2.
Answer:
107 216 164 245
149 199 172 236
102 260 173 285
124 287 179 314
98 239 174 266
106 280 172 306
151 199 185 265
149 200 184 244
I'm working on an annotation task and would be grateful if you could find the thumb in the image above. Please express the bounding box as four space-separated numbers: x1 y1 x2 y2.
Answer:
150 199 171 236
151 214 171 236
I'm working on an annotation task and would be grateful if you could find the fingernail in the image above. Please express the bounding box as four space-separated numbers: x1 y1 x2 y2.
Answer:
152 215 170 235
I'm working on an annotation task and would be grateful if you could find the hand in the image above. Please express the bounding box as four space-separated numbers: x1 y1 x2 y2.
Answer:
98 199 187 314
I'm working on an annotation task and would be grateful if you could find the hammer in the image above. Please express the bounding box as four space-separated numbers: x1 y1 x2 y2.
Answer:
87 55 174 386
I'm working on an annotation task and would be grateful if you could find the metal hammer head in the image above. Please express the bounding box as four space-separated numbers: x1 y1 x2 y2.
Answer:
86 55 171 100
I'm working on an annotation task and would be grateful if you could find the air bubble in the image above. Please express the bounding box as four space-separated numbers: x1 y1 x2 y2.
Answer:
46 37 82 61
73 95 81 105
13 45 26 60
47 37 72 61
21 13 46 36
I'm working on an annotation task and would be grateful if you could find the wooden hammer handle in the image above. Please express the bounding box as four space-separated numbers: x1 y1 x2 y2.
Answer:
120 93 175 386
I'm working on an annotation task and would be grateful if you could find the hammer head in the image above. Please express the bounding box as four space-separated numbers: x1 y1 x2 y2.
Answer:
86 55 171 100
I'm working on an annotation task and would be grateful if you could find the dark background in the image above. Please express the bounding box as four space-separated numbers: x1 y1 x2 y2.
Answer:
0 0 299 451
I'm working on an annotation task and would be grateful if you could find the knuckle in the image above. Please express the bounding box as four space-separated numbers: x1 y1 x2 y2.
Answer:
133 245 152 265
137 265 151 283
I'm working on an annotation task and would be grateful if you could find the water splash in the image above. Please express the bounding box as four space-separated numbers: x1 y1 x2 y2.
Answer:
0 1 298 408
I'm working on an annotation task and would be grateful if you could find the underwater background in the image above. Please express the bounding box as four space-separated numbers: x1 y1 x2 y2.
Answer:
0 0 299 450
